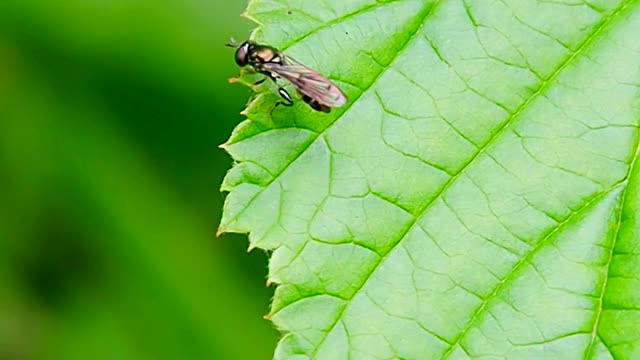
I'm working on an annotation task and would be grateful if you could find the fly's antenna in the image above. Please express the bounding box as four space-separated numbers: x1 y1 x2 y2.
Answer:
225 37 239 48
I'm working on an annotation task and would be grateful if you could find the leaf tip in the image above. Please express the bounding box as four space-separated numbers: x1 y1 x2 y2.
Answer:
216 226 226 238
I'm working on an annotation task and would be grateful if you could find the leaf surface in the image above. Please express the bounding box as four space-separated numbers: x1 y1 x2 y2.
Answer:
220 0 640 358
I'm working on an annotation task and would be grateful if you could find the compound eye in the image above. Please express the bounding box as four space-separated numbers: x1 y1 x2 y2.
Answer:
235 42 251 67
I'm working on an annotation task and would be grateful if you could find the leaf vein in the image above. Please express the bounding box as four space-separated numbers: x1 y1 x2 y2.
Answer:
309 0 635 356
584 112 640 358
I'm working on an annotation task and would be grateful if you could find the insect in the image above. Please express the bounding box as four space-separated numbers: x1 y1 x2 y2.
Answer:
228 40 347 113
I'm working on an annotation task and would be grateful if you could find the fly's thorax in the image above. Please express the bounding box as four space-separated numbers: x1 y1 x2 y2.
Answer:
252 46 282 64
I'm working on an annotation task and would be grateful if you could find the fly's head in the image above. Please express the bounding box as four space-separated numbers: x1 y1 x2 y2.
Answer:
233 40 255 67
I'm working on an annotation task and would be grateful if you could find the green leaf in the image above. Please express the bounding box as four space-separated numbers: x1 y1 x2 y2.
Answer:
220 0 640 358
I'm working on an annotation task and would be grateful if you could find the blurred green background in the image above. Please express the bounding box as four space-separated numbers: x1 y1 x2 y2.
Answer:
0 1 279 359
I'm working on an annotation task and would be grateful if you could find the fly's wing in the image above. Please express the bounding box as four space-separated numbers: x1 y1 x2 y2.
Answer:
261 57 347 108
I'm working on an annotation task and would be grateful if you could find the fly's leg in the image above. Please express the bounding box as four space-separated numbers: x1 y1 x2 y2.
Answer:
252 72 277 86
252 77 267 86
250 72 280 90
269 88 294 117
229 67 262 85
277 88 294 107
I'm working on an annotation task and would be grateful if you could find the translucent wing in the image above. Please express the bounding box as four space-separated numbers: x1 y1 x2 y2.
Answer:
261 57 347 108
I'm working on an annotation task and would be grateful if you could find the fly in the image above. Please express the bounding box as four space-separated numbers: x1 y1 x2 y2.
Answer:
227 39 347 113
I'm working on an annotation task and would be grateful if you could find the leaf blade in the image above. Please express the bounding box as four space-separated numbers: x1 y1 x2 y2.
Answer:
222 0 640 358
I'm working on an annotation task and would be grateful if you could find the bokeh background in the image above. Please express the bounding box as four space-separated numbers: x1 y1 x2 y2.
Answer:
0 1 280 359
